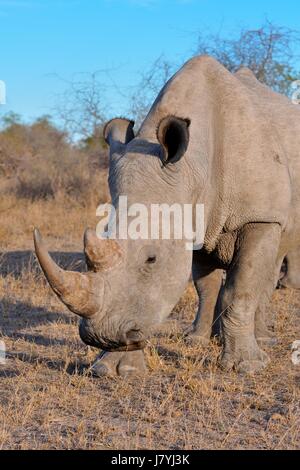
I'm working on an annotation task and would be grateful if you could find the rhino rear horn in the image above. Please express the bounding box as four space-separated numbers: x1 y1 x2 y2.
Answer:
84 228 123 272
34 229 102 318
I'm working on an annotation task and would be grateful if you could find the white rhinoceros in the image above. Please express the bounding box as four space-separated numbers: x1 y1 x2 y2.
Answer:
34 56 300 376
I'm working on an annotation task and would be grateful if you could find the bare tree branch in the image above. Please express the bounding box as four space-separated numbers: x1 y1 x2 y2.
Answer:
195 20 300 95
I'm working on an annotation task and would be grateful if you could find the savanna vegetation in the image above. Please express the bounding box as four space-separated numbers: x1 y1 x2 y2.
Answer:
0 21 299 450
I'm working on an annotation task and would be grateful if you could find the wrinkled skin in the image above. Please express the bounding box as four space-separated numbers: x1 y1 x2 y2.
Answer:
34 56 300 376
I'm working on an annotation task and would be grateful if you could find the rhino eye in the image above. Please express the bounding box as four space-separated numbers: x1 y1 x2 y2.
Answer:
146 255 156 264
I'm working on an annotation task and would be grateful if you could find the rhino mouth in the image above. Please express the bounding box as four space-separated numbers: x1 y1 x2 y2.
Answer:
79 322 147 351
98 326 147 352
102 340 147 352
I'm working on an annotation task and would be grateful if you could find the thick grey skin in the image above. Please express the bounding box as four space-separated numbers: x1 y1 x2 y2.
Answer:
185 67 300 351
185 245 300 349
94 56 300 375
35 55 300 376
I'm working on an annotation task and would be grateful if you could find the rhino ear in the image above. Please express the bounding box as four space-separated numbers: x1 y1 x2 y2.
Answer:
157 116 190 163
103 118 135 146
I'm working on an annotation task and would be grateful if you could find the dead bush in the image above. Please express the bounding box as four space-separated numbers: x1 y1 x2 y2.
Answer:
0 114 109 205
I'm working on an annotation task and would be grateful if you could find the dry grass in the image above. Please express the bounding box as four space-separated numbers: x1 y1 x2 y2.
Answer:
0 195 299 450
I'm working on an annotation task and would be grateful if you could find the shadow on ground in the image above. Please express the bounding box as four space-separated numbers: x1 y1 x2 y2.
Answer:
5 350 88 375
0 250 86 278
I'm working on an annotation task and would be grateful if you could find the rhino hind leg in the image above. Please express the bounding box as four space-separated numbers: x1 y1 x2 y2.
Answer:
91 350 146 377
279 247 300 289
184 267 223 347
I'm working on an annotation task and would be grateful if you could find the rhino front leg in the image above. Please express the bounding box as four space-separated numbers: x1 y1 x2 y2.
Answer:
185 257 223 346
91 350 146 377
220 223 281 374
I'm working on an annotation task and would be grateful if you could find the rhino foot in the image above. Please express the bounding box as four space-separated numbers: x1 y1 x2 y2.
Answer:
236 357 270 374
219 337 270 374
184 332 210 347
183 325 211 347
91 350 147 378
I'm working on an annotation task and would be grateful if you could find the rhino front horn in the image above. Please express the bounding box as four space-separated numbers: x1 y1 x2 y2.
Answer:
33 228 102 318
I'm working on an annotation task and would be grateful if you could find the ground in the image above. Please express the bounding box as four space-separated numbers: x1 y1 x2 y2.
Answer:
0 196 299 449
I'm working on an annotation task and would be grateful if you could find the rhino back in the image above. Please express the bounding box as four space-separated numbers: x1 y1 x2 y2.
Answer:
138 55 300 250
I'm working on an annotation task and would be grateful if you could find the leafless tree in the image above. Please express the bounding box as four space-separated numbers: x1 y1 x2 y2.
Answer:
55 21 300 145
55 72 108 143
54 72 110 168
129 55 175 126
195 20 300 95
128 22 300 126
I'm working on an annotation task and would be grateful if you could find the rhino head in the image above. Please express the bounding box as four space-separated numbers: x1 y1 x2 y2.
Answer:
34 116 195 352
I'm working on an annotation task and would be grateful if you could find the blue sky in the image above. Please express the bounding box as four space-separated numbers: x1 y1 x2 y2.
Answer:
1 0 300 124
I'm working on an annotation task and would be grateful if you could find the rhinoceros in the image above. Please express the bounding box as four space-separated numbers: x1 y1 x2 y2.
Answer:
34 55 300 376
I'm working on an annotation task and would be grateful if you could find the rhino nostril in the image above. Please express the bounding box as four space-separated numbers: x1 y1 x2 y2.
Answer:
124 328 143 344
